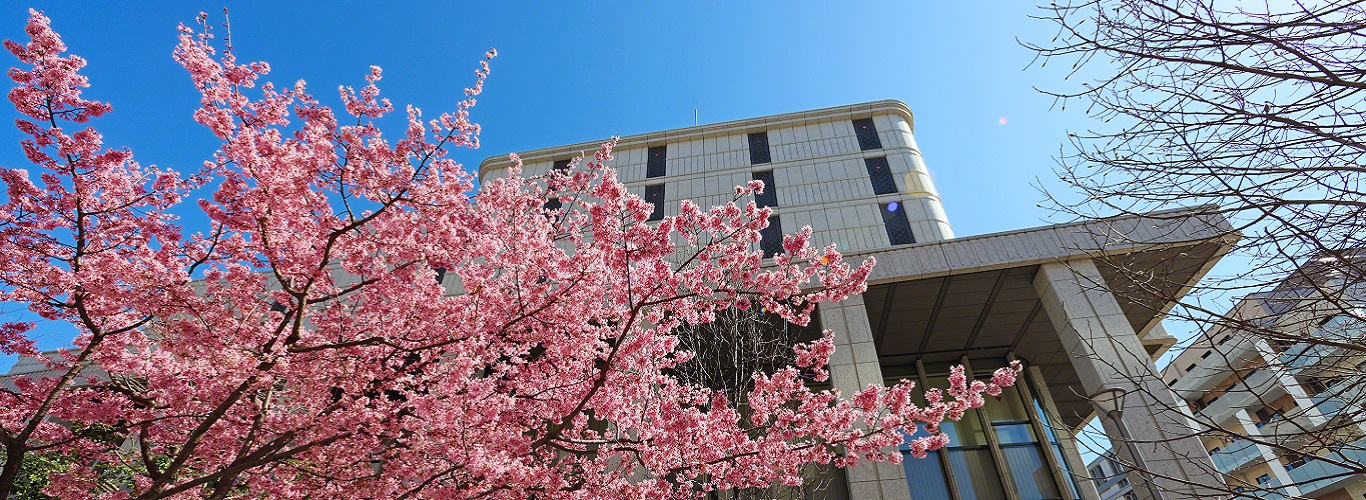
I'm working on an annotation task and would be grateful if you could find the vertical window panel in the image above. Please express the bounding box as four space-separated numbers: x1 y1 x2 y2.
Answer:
759 217 783 258
853 118 882 151
948 448 1008 500
1002 445 1064 500
864 157 898 195
752 170 777 208
903 450 953 500
748 131 771 164
881 202 916 245
544 159 571 211
647 145 667 178
645 184 665 221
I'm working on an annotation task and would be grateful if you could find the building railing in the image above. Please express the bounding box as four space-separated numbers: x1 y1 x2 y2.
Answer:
1279 342 1330 372
1199 369 1277 421
1212 439 1267 474
1244 476 1288 499
1285 437 1366 496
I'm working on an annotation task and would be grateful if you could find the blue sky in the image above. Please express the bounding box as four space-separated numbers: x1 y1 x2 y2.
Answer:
0 1 1142 458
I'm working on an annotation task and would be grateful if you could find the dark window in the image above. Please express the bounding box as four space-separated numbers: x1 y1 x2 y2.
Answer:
759 217 783 258
864 157 898 195
751 170 777 208
1186 363 1197 372
853 118 882 150
1201 351 1212 359
434 267 447 284
645 184 665 221
647 145 667 178
748 131 771 164
1168 379 1177 387
544 159 571 211
880 202 915 245
1217 336 1230 345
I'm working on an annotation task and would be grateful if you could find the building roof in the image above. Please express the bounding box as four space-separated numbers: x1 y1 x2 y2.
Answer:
477 100 916 182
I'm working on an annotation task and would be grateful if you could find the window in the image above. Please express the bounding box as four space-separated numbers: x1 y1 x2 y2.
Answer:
864 157 898 195
1168 379 1177 387
544 159 571 211
1256 474 1271 485
1090 466 1104 480
853 118 882 150
1117 478 1129 488
434 267 447 284
1201 351 1212 359
1209 447 1221 454
1123 493 1138 500
748 131 770 164
759 217 783 258
1285 454 1309 471
1217 335 1230 345
1186 363 1197 372
751 170 777 208
880 201 915 245
646 145 667 178
645 184 664 221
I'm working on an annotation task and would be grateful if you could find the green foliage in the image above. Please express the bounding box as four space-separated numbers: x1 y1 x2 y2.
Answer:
6 451 76 500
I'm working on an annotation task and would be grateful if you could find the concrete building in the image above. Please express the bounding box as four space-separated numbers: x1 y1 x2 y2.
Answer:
1086 451 1139 500
480 100 1236 500
1162 251 1366 499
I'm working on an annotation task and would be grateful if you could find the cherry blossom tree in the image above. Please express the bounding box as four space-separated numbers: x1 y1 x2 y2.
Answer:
0 10 1020 499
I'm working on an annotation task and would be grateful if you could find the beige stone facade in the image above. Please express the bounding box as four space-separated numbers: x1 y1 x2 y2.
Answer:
483 101 1236 500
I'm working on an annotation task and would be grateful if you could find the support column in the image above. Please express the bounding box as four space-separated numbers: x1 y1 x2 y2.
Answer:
1252 341 1328 428
821 294 910 500
1233 409 1301 498
1033 260 1226 500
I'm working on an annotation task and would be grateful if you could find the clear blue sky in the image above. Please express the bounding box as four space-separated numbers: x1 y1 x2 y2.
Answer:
0 1 1147 458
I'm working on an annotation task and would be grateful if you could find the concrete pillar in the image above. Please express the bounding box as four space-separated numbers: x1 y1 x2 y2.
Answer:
1252 341 1328 427
1233 409 1301 498
821 294 910 500
1033 260 1227 500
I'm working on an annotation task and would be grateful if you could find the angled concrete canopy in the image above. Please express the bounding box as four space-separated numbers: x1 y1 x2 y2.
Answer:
851 207 1237 428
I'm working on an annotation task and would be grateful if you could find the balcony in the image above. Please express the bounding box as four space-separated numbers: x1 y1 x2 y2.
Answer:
1212 439 1269 474
1312 394 1345 417
1309 382 1364 420
1286 438 1366 496
1280 342 1330 372
1174 333 1264 394
1242 476 1290 499
1199 369 1278 421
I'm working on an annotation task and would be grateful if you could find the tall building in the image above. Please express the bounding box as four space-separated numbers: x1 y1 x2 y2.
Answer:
480 100 1236 500
1086 451 1139 500
1162 250 1366 499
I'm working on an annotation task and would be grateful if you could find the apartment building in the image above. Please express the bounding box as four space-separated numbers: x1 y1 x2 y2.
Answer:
1087 451 1139 500
480 100 1237 500
1163 251 1366 499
